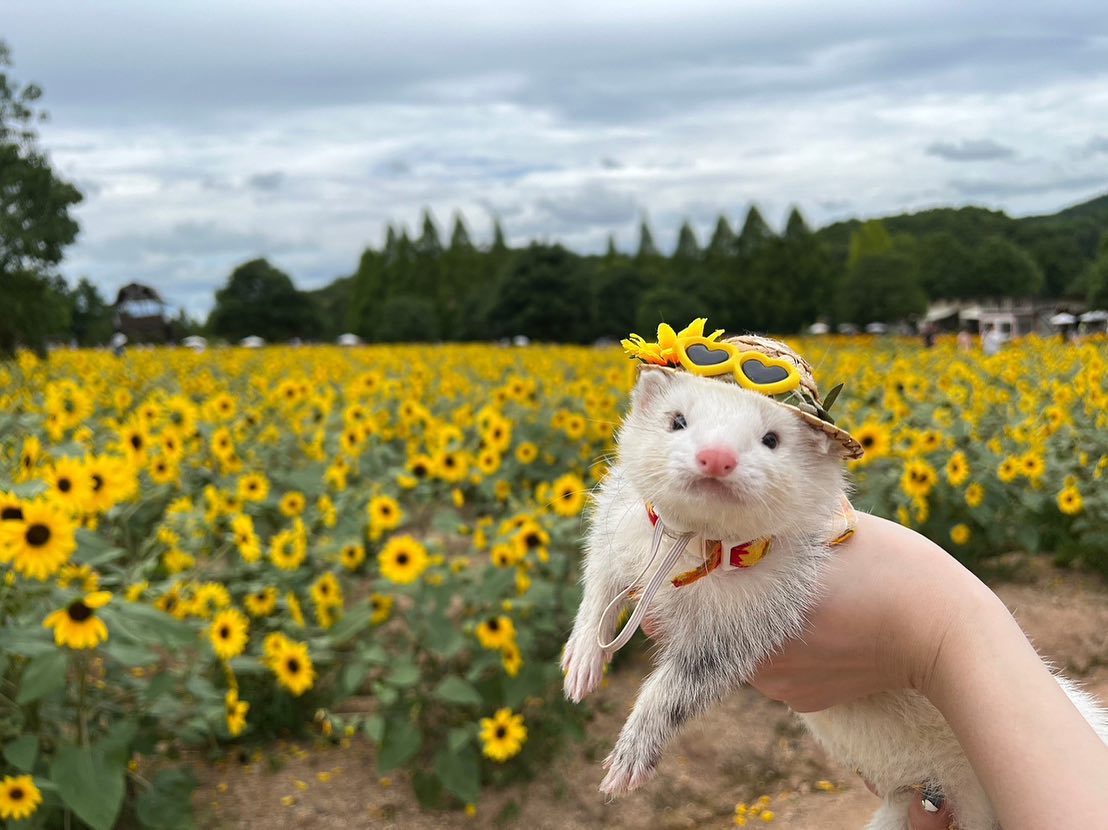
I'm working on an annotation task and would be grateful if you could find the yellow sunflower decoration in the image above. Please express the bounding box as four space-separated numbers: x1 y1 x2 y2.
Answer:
43 591 112 649
479 708 527 762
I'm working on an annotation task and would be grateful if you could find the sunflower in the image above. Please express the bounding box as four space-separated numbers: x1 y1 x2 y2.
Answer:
378 535 429 585
0 775 42 821
549 473 587 517
279 491 307 518
479 708 527 763
16 435 43 481
434 450 469 484
237 473 270 503
900 459 937 499
476 448 502 476
43 591 112 649
950 524 971 545
117 419 150 464
367 495 404 539
209 608 249 660
962 476 992 507
997 456 1020 484
57 563 100 593
270 528 307 571
1057 486 1083 516
406 454 436 480
225 688 250 737
502 641 523 677
44 456 92 511
148 455 180 486
270 639 315 697
244 587 278 617
369 593 393 625
944 451 970 487
310 572 343 609
286 592 306 627
231 514 261 563
340 543 366 571
849 422 889 463
475 615 516 650
2 499 77 581
1020 451 1045 481
514 441 539 465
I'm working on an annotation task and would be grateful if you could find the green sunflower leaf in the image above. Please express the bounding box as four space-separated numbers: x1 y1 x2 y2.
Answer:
377 717 422 773
16 650 68 704
434 745 480 804
3 734 39 772
51 743 126 830
433 676 483 706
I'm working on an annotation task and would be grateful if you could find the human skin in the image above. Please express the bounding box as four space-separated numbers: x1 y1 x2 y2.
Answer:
749 511 1108 830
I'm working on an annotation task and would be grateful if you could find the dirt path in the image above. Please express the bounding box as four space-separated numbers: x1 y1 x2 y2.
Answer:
192 560 1108 829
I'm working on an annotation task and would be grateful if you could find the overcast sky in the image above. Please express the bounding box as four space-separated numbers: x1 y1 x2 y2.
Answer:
5 1 1108 317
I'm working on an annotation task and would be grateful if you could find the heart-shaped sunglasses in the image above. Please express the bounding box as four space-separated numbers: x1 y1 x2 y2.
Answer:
675 336 801 395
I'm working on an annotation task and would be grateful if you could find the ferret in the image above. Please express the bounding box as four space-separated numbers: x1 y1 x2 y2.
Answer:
561 363 1108 830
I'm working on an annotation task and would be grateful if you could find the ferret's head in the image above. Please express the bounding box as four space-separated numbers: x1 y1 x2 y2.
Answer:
618 366 847 541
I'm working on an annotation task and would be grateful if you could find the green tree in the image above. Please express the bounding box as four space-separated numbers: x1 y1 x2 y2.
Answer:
836 224 926 323
488 244 585 342
706 215 737 260
736 206 774 257
207 258 319 342
915 232 977 299
0 42 83 354
634 284 708 336
1085 232 1108 308
68 278 114 346
636 218 661 260
966 236 1045 298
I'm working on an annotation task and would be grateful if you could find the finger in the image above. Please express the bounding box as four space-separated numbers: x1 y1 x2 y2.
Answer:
907 792 955 829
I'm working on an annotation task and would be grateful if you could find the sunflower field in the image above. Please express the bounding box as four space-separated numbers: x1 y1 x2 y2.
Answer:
0 333 1105 828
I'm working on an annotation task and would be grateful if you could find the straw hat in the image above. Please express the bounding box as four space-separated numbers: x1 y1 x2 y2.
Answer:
719 334 863 460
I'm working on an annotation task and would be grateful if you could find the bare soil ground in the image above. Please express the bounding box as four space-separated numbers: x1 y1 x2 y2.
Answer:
191 557 1108 829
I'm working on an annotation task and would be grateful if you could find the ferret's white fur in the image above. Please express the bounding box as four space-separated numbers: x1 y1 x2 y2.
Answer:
562 368 1108 829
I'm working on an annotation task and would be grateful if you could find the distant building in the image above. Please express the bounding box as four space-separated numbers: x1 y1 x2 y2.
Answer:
923 298 1086 340
113 283 173 343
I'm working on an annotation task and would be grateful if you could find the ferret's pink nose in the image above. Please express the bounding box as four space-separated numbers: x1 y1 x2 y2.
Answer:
696 447 738 478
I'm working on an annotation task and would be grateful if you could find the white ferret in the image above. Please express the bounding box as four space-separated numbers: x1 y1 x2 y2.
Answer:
562 359 1108 830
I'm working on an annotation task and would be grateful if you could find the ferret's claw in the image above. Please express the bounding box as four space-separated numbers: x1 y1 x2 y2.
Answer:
561 640 606 702
598 749 656 796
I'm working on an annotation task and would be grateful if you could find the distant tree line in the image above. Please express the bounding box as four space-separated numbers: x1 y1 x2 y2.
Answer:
205 200 1108 344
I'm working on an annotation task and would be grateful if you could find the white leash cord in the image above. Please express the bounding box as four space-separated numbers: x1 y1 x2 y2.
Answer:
596 519 695 654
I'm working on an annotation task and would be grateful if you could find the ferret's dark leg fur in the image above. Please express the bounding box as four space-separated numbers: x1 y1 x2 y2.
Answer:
599 569 818 795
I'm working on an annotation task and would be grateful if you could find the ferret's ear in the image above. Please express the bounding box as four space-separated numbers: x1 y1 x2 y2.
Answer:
631 365 675 411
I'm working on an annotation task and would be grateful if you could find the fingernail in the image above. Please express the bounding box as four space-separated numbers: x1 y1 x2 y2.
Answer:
920 783 945 813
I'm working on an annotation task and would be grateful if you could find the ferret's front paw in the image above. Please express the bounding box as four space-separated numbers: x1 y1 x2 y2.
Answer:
561 638 607 703
598 742 657 796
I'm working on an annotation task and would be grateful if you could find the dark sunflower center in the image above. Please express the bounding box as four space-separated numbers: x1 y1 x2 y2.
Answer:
413 463 427 477
861 435 875 448
396 553 410 566
495 726 506 739
9 786 24 801
67 601 93 622
219 625 231 639
26 523 51 546
444 456 456 468
381 505 392 516
287 658 301 674
487 619 500 632
58 477 72 492
130 434 143 450
524 533 541 548
92 474 104 491
1 506 23 521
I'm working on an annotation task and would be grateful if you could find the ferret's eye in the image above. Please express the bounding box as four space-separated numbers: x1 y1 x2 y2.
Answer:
761 432 779 449
669 413 687 431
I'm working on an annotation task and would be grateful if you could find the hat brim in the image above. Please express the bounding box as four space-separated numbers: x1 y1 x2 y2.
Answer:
779 403 865 460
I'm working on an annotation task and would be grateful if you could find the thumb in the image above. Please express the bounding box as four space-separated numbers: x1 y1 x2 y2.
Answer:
907 793 954 830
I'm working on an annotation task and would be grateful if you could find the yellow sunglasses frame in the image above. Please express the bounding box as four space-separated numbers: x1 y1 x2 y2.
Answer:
674 336 801 396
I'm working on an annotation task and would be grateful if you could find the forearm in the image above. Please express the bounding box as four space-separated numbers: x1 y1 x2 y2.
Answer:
924 585 1108 830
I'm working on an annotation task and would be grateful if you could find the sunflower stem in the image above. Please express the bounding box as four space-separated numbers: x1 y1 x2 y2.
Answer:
76 653 89 746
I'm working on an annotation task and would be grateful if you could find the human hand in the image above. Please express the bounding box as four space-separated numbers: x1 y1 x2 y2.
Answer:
748 511 994 712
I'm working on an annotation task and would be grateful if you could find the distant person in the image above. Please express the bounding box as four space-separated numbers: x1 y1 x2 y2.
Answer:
957 325 975 352
921 322 936 349
981 325 1002 357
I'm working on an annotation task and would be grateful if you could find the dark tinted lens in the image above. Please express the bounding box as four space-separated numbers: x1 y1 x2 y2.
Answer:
740 358 790 385
685 343 731 366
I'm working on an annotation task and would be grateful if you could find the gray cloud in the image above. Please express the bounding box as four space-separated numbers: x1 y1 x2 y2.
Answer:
535 183 639 229
247 171 285 191
948 175 1107 199
925 139 1016 162
1084 135 1108 156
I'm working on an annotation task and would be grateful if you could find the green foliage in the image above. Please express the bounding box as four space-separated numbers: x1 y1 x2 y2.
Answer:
837 225 927 323
207 258 321 342
0 42 83 355
489 244 588 341
1084 231 1108 308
